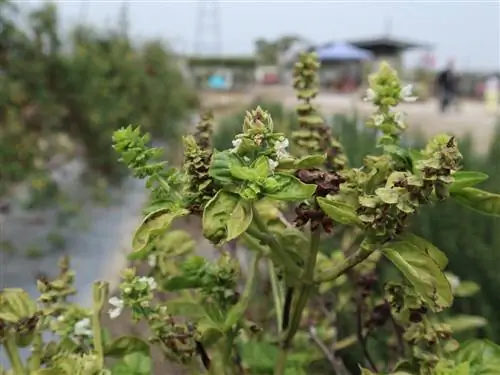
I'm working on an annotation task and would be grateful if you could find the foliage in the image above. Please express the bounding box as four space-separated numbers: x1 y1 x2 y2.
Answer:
3 52 500 375
0 1 197 196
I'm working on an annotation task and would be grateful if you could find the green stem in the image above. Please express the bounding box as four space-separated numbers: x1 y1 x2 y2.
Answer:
92 309 104 368
222 329 237 374
274 345 289 375
249 206 302 275
315 244 376 284
268 259 284 333
27 332 43 372
283 228 321 344
5 337 26 375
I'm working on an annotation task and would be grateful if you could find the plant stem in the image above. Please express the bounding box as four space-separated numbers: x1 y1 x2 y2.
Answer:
5 337 26 375
268 259 284 332
249 206 302 275
27 332 43 372
92 308 104 368
283 228 321 343
315 244 376 284
274 345 289 375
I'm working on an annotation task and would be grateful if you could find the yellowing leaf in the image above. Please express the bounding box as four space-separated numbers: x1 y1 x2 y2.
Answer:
317 197 361 225
130 207 189 260
382 240 453 311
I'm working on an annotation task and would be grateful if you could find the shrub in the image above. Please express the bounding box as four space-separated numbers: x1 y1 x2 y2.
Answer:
0 1 197 194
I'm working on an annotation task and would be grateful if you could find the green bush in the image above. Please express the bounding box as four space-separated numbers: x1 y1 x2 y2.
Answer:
0 1 197 194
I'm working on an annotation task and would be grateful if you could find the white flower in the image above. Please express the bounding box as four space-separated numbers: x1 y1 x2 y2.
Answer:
230 138 242 153
364 88 376 102
74 318 93 337
274 137 290 159
138 276 157 291
268 159 279 171
148 254 157 268
372 114 384 127
400 84 418 102
108 296 124 319
393 111 406 130
446 274 461 292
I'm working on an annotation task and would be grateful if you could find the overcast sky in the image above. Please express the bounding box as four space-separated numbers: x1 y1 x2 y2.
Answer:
26 0 500 72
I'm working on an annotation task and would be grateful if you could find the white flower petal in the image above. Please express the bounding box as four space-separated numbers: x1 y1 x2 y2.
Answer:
139 276 157 291
74 318 93 337
364 88 376 102
109 296 124 309
401 84 418 102
268 159 279 171
147 255 157 268
230 138 242 153
372 114 384 127
232 138 242 148
108 307 123 320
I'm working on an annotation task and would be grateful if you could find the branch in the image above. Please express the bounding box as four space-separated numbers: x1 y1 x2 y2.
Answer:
355 295 378 373
308 325 351 375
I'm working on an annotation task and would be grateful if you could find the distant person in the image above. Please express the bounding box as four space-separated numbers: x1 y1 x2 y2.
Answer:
436 61 458 113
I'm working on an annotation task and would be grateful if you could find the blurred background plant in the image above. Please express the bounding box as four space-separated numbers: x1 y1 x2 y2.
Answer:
0 0 197 198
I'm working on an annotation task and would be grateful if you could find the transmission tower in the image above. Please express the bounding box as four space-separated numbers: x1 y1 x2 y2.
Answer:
193 0 222 56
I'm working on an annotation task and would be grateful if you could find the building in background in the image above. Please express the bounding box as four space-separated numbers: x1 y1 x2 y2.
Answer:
347 35 432 75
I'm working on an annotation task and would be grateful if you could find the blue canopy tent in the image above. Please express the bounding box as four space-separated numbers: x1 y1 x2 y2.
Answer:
315 42 374 61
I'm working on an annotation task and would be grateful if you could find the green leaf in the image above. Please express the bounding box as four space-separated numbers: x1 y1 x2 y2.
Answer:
198 320 224 347
130 207 189 260
317 197 361 225
31 370 65 375
239 341 278 371
162 275 203 291
454 339 500 375
239 341 309 372
229 164 261 181
104 336 150 357
454 280 480 297
402 233 448 269
156 230 195 258
375 187 399 204
383 145 413 171
451 187 500 217
164 299 206 320
209 150 243 184
442 315 487 333
252 156 271 177
226 200 253 241
202 191 252 245
294 154 327 168
449 171 488 192
123 352 152 374
359 368 376 375
262 173 316 201
382 240 453 311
